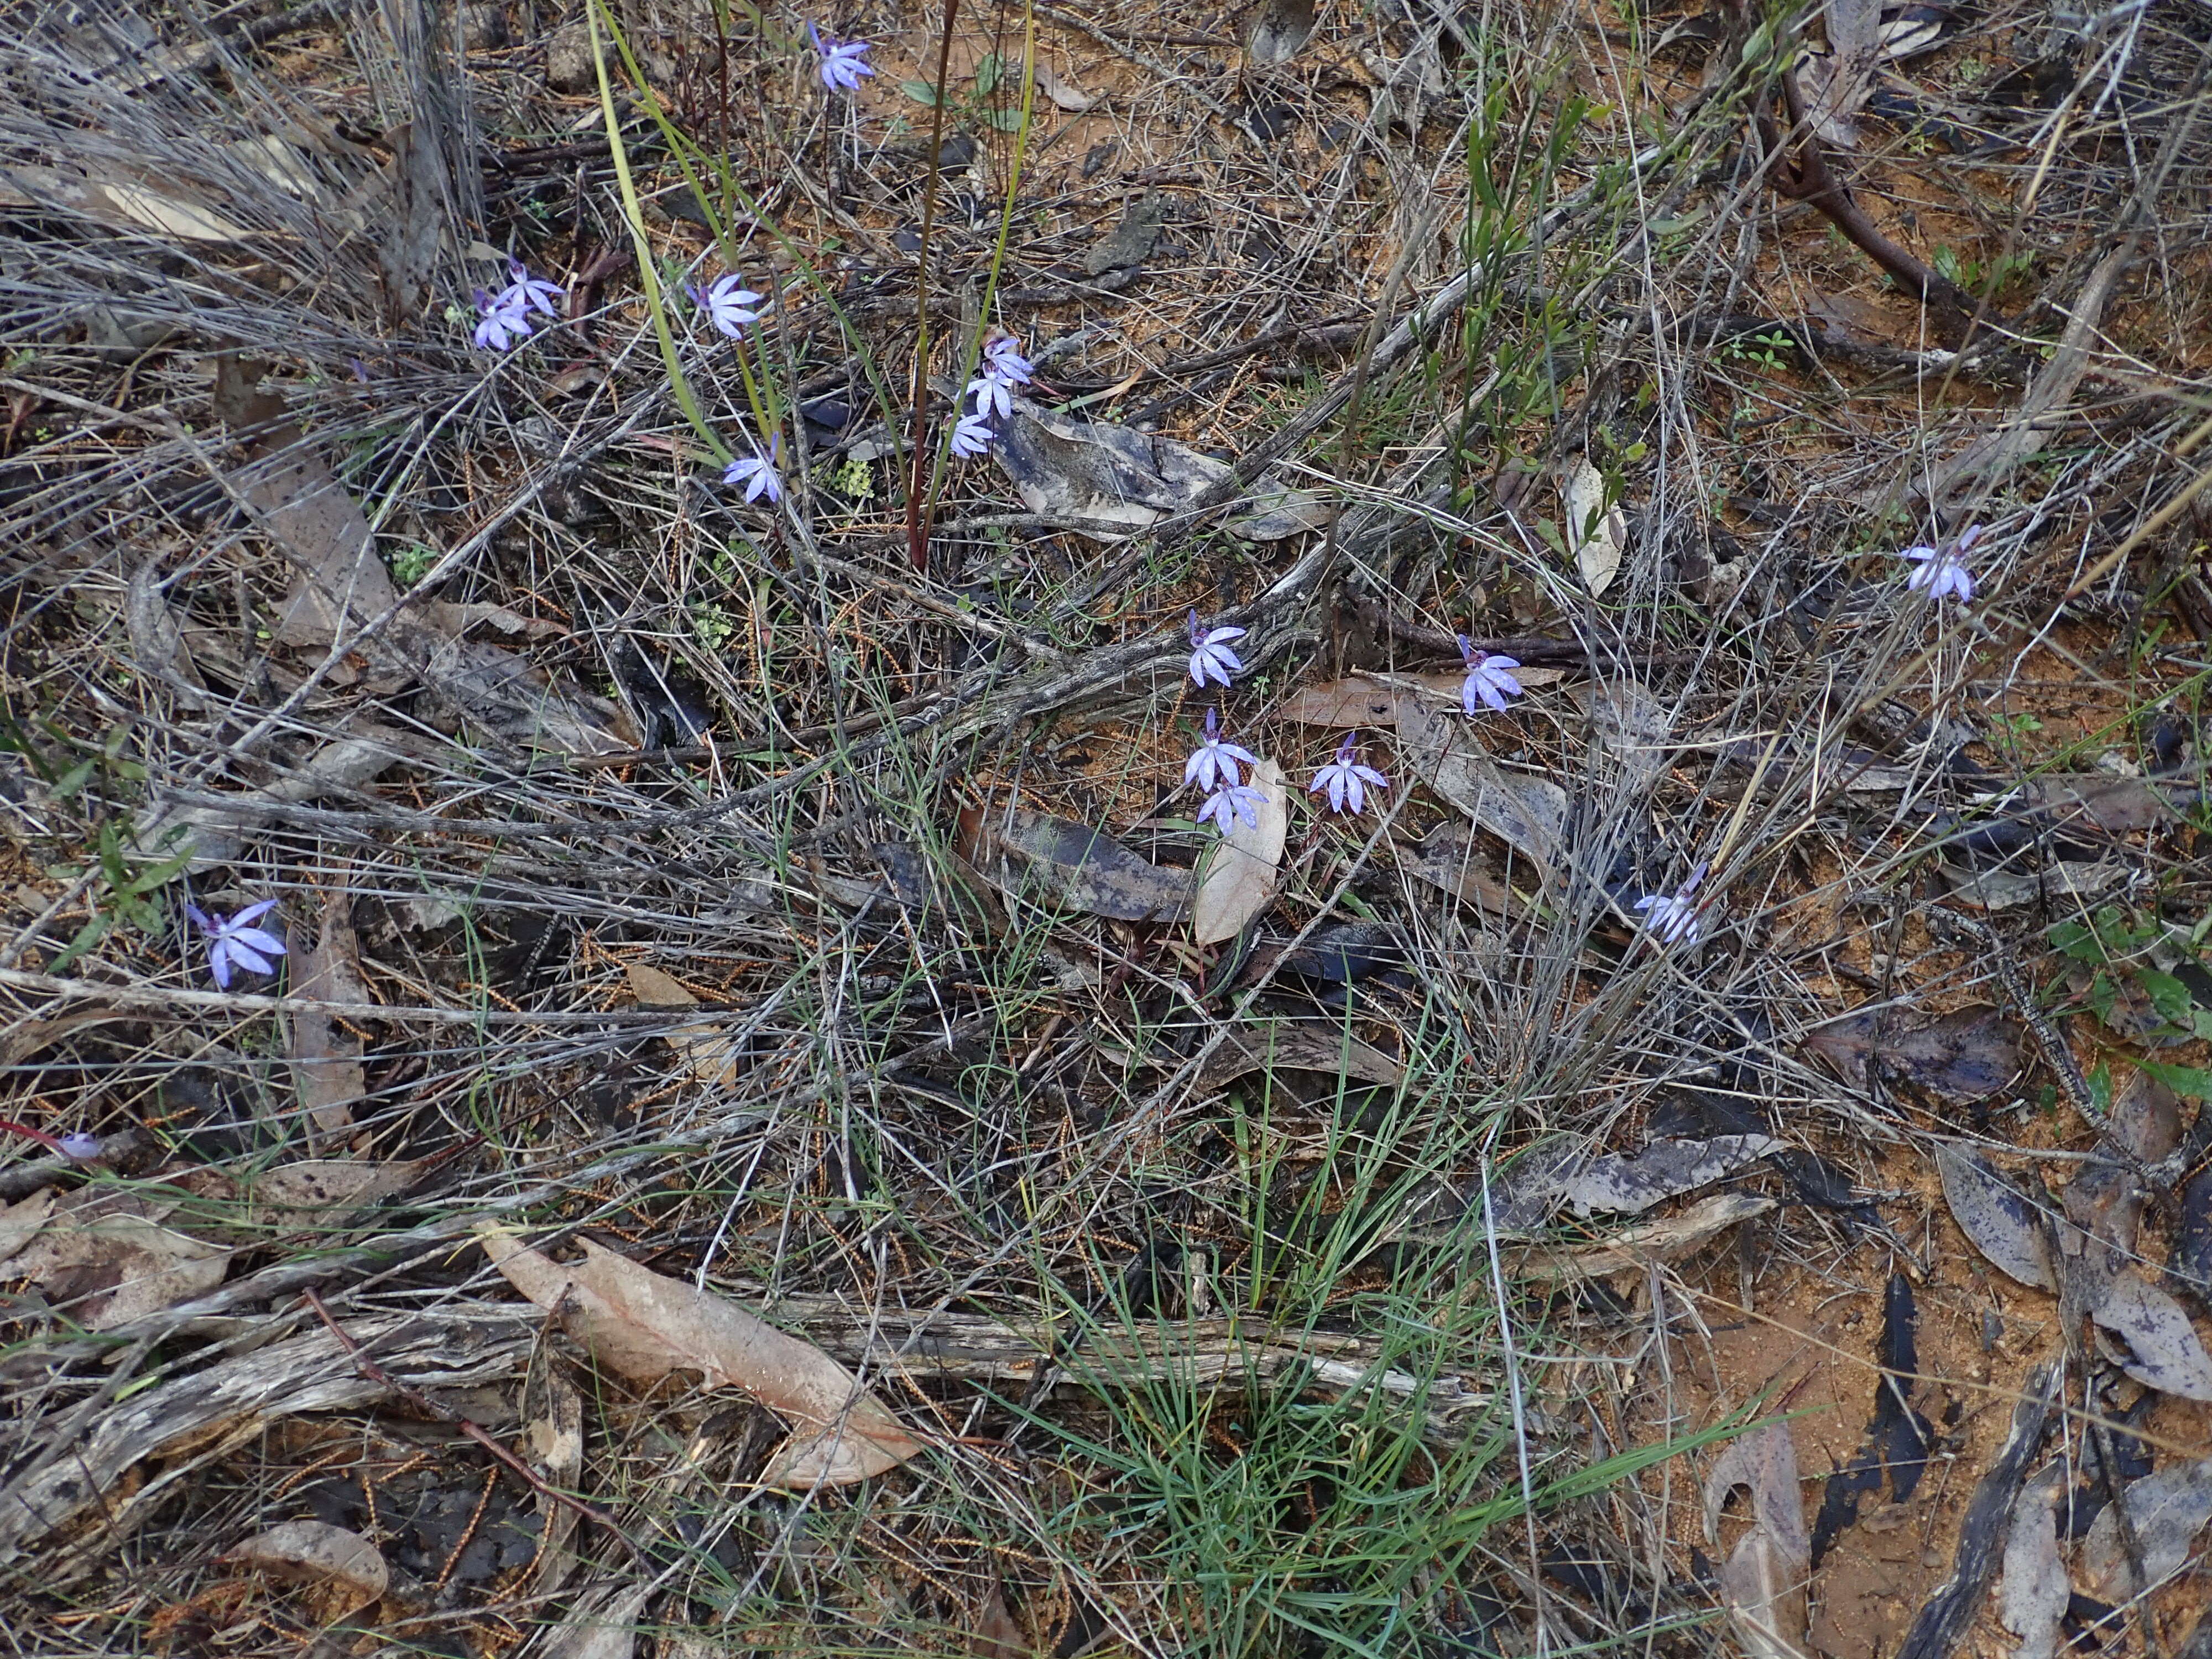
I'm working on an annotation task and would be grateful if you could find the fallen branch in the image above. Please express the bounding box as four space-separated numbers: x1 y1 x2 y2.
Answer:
1756 70 1987 345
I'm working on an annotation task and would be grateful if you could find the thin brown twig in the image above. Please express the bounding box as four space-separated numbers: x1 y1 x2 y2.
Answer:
1755 69 1989 346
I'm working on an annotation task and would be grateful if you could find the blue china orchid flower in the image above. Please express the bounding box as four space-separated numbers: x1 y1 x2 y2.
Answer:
807 22 875 91
723 434 783 504
1184 707 1258 793
1188 612 1246 690
1198 780 1266 834
1634 860 1709 946
494 257 564 319
984 336 1034 385
688 272 764 338
966 372 1015 422
951 410 996 457
185 898 287 989
1458 636 1524 714
1309 732 1388 815
471 288 531 351
1903 523 1982 604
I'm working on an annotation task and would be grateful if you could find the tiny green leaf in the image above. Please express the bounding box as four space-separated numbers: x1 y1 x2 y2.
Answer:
46 912 107 977
900 78 941 106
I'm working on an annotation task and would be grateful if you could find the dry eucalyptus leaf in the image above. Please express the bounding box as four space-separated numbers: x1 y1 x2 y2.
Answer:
957 806 1192 923
96 178 253 241
1035 61 1098 111
627 962 743 1087
215 367 629 752
523 1366 586 1598
0 1188 55 1266
2080 1458 2212 1598
1564 457 1626 597
1804 1007 2022 1103
1246 0 1317 62
1943 858 2131 913
1705 1422 1811 1659
1193 760 1287 945
2014 775 2196 834
1395 703 1566 870
992 399 1326 541
1485 1135 1588 1232
968 1580 1030 1659
1196 1021 1404 1092
1998 1465 2067 1659
1397 822 1516 917
1280 669 1562 728
1577 681 1672 791
1557 1134 1781 1219
2087 1272 2212 1401
478 1225 925 1488
0 1006 137 1066
539 1582 653 1659
288 890 370 1141
8 1188 229 1329
1934 1145 2053 1291
254 1160 426 1228
230 1520 389 1615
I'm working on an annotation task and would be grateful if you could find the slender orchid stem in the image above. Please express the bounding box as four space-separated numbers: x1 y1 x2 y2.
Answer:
0 1118 67 1155
905 0 963 573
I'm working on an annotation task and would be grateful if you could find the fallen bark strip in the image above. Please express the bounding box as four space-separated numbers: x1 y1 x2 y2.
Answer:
769 1299 1488 1414
1891 1364 2058 1659
0 1306 1487 1576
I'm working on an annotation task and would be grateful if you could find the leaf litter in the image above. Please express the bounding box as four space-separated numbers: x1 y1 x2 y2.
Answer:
477 1227 924 1488
5 0 2212 1653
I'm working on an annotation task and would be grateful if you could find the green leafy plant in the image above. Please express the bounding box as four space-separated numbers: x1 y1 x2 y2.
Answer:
2048 906 2212 1097
388 541 439 586
1717 328 1798 372
900 50 1025 131
1929 243 2034 296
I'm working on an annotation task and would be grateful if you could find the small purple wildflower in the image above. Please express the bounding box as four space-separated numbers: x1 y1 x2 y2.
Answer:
185 898 287 990
0 1120 104 1160
1198 781 1266 834
1902 523 1981 604
688 272 764 339
495 257 564 320
1633 860 1708 946
1309 732 1388 815
984 336 1034 385
966 372 1015 422
807 22 875 91
1184 707 1258 794
951 410 996 457
722 434 783 504
471 288 531 351
1458 636 1524 714
1188 612 1246 690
